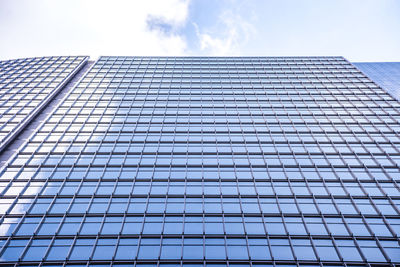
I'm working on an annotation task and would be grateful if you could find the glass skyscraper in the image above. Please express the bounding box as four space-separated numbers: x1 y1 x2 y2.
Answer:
0 56 399 266
354 62 400 101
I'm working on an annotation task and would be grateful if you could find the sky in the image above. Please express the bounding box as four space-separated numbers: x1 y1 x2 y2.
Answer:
0 0 400 61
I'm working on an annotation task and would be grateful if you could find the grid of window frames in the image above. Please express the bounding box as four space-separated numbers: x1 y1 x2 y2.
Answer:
0 56 88 151
0 56 400 266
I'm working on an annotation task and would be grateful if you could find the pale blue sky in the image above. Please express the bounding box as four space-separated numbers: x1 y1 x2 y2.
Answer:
1 0 399 61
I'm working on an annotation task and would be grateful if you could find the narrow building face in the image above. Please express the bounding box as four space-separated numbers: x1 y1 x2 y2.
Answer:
354 62 400 101
0 56 88 152
0 56 399 266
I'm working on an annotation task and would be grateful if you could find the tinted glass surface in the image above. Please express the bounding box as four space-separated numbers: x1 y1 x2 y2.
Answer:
0 56 399 265
354 62 400 100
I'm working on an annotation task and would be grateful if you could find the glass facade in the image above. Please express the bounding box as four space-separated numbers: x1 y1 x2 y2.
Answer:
0 56 399 266
354 62 400 101
0 56 88 152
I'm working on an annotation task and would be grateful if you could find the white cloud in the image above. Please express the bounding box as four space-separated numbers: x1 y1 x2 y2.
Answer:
194 9 256 56
78 0 191 57
0 0 191 59
144 0 190 27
